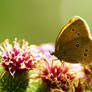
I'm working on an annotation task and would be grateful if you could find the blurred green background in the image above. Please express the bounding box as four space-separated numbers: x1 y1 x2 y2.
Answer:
0 0 92 44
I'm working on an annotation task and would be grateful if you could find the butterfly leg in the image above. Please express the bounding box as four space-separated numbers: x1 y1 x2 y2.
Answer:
61 60 65 67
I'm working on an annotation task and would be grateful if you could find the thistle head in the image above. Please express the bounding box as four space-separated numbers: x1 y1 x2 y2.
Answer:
38 60 75 91
0 39 40 75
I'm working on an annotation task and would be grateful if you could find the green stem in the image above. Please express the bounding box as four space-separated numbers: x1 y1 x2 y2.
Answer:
0 71 29 92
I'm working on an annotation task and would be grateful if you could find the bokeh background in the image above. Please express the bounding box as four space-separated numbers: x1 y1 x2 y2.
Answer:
0 0 92 44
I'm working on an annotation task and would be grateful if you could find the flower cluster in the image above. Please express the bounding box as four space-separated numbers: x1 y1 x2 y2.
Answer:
38 59 75 91
0 39 43 75
84 65 92 90
0 39 91 92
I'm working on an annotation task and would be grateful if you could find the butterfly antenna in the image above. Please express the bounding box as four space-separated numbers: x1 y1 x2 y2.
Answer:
61 60 65 67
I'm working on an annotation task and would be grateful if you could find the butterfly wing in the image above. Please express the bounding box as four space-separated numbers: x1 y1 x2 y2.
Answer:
55 16 92 64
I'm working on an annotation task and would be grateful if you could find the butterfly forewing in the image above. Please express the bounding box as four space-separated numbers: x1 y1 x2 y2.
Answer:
54 16 92 64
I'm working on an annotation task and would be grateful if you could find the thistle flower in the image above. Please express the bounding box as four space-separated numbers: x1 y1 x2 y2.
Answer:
0 39 42 76
38 59 75 91
84 65 92 90
50 88 64 92
70 64 85 79
73 79 86 92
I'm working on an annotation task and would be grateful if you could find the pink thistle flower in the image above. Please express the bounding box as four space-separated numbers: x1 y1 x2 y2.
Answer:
0 39 42 76
38 60 75 91
84 65 92 87
69 64 85 79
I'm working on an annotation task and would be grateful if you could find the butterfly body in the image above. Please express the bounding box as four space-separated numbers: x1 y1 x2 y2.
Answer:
53 16 92 65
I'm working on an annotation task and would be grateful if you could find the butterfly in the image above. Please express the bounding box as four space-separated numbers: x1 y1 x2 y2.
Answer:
52 16 92 65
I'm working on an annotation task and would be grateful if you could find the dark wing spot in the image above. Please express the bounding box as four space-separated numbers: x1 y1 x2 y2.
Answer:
85 49 88 52
77 33 80 36
84 53 87 56
75 44 80 47
72 28 74 31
